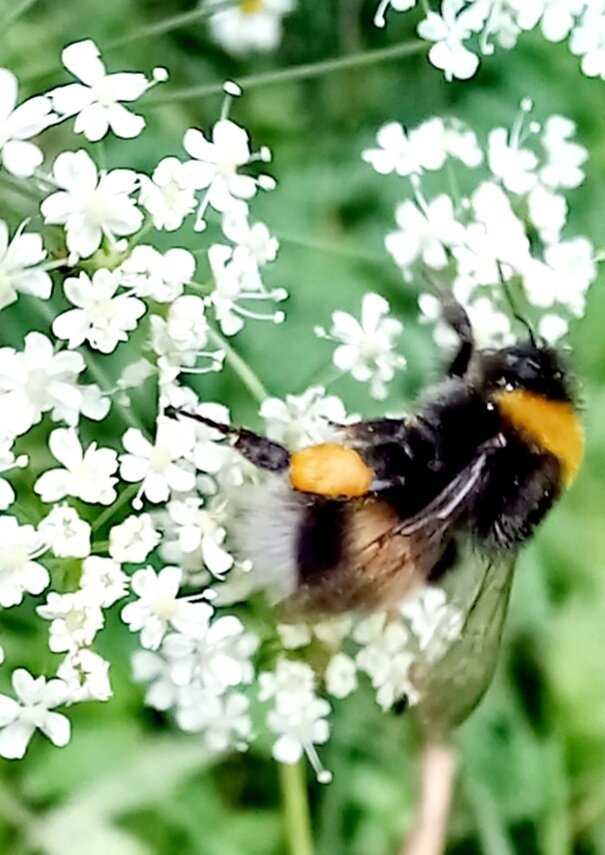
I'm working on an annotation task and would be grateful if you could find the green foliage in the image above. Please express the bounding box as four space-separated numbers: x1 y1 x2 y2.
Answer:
1 0 605 852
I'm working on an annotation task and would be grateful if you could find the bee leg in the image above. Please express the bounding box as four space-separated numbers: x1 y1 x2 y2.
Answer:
165 406 290 473
441 292 474 378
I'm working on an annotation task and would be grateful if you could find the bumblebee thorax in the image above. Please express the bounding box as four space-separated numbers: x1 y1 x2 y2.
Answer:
494 388 584 486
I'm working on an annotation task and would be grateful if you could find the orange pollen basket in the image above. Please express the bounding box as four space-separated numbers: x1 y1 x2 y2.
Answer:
494 389 584 486
290 443 374 497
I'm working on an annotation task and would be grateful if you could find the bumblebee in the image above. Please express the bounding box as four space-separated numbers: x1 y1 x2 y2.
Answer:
168 295 583 616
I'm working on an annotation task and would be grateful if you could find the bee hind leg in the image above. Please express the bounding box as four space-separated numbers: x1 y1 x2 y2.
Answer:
165 406 290 473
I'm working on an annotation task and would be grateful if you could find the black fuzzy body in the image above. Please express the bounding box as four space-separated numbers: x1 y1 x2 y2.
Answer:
296 373 563 593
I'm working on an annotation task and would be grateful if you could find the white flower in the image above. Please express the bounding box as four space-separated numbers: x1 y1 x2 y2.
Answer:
49 39 160 141
52 269 146 353
418 0 488 81
118 245 196 302
260 386 350 448
0 441 27 510
183 119 258 229
385 195 465 271
488 127 538 194
34 428 119 506
522 237 597 316
374 0 417 28
205 0 296 55
57 649 112 702
570 4 605 79
527 185 567 244
167 497 234 578
259 659 316 709
0 516 48 607
132 649 178 710
139 157 201 231
121 565 200 650
0 669 70 759
277 623 313 649
466 298 513 347
109 513 161 563
0 332 109 437
37 590 104 653
177 690 252 751
539 115 587 189
325 653 358 699
0 68 55 178
540 0 585 42
163 613 258 692
150 296 215 381
362 119 447 176
355 616 417 709
208 242 284 336
119 422 196 506
0 220 52 312
38 504 91 558
40 150 143 260
268 695 331 765
452 183 531 295
318 293 406 400
80 556 128 607
538 313 569 343
222 210 279 267
188 402 234 475
401 586 463 662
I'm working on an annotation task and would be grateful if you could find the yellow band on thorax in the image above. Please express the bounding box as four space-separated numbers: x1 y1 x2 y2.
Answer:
494 389 584 486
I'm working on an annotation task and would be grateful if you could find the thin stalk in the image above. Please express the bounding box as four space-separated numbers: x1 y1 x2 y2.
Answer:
207 325 269 404
276 232 386 266
105 0 232 49
149 40 426 105
463 774 516 855
400 742 458 855
279 761 315 855
91 483 140 533
1 0 39 27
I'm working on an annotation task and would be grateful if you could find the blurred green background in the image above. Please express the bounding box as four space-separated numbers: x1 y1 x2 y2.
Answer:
2 0 605 852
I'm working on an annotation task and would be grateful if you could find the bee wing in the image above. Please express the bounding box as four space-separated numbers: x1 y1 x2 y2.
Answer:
331 440 505 613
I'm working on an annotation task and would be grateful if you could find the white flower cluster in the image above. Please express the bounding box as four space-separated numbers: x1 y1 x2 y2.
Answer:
0 35 594 776
364 105 599 345
278 587 463 714
376 0 605 83
315 293 407 400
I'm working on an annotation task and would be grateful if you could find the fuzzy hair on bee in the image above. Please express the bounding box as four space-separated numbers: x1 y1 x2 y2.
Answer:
167 294 584 617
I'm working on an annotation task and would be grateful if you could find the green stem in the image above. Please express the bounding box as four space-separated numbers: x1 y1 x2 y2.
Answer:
279 761 315 855
276 232 386 266
1 0 39 27
207 326 269 404
149 40 426 105
91 483 140 533
105 0 232 49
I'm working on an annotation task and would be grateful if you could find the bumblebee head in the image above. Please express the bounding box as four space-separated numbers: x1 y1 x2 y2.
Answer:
480 340 576 404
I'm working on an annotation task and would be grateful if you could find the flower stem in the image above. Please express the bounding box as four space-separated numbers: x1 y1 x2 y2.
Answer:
400 742 457 855
1 0 39 27
105 0 232 49
149 40 426 104
91 483 140 533
278 761 315 855
207 326 269 404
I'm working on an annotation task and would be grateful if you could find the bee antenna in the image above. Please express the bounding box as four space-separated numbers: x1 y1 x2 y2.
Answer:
496 263 537 347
